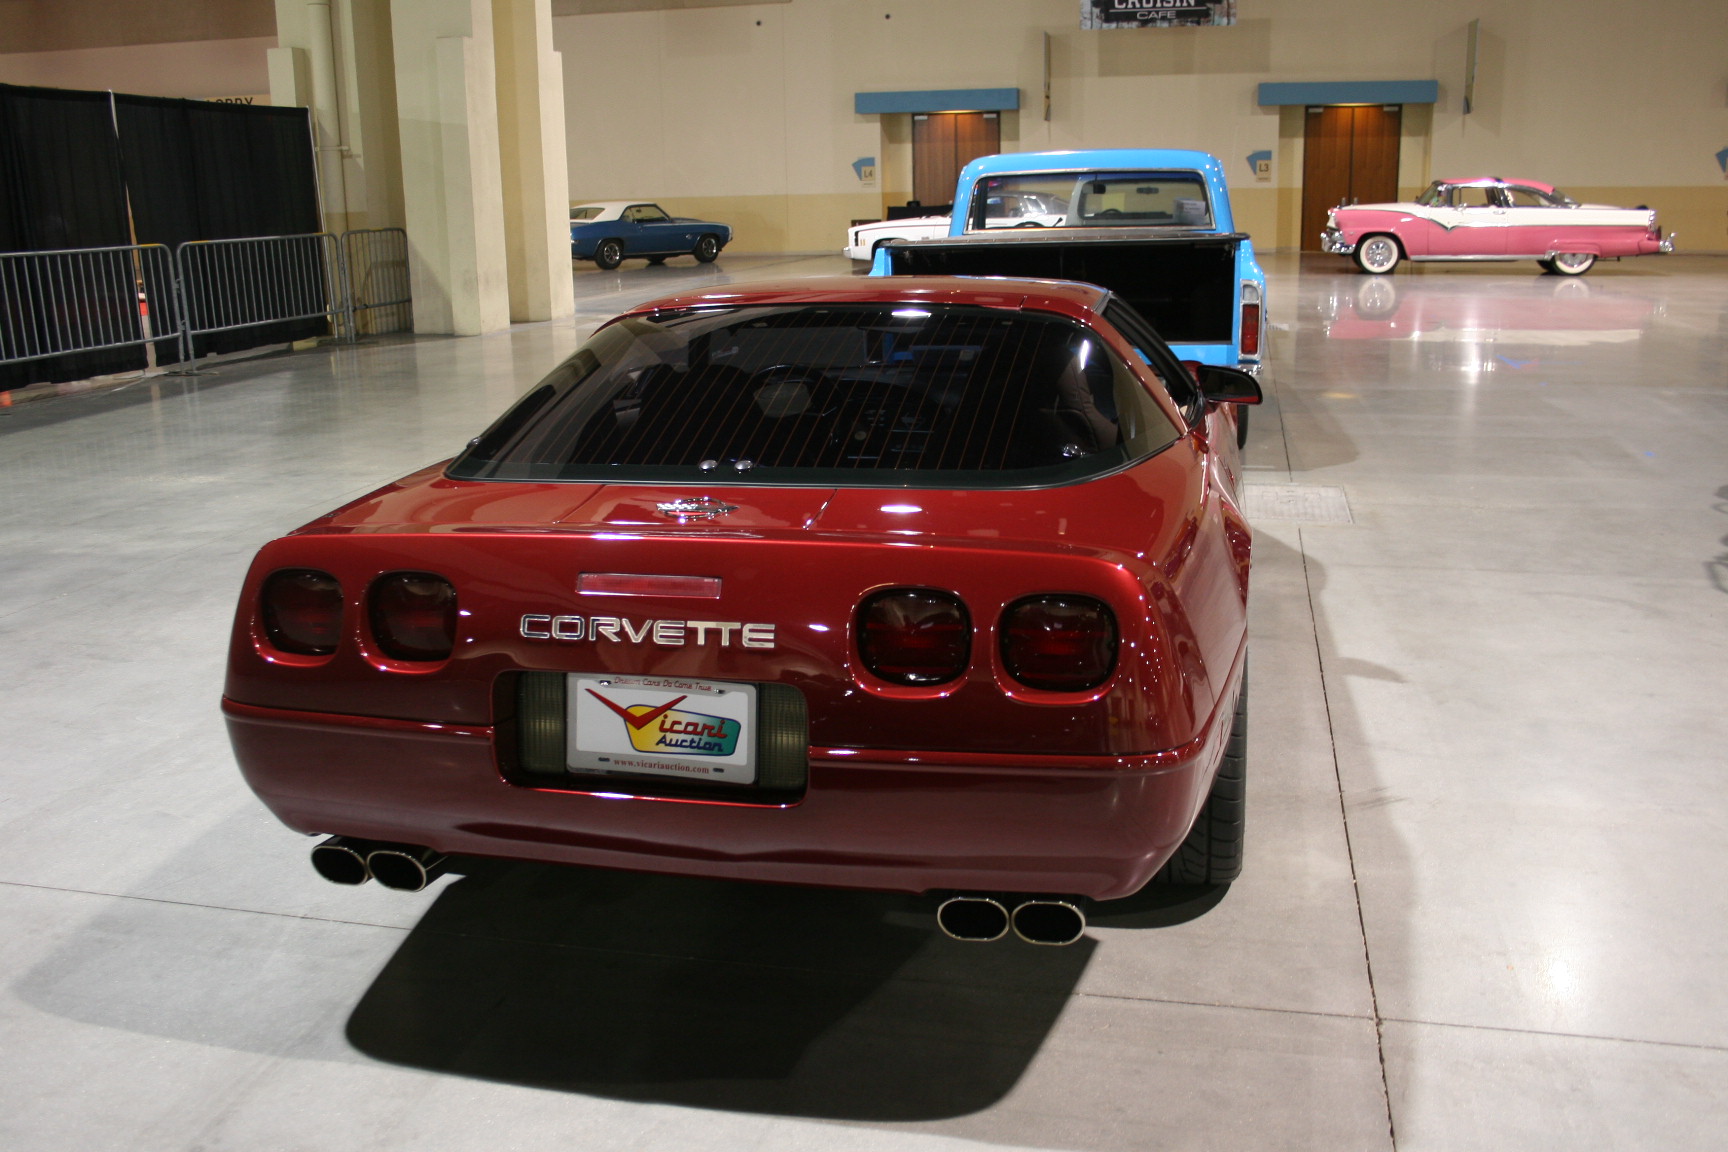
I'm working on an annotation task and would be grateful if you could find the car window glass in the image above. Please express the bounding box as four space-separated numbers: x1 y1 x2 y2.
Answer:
1415 182 1448 207
1101 299 1201 423
449 304 1181 488
629 205 670 223
969 174 1073 229
1072 174 1212 228
1453 185 1496 208
570 206 603 220
1504 188 1549 207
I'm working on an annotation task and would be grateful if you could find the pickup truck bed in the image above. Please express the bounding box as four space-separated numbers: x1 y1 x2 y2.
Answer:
876 229 1245 348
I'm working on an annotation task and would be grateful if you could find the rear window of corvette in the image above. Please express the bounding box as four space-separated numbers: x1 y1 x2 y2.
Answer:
450 305 1181 488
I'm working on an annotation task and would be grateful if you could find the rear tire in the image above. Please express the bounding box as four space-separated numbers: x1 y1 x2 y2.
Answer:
594 239 624 270
1546 251 1595 276
1353 234 1401 275
1153 671 1247 886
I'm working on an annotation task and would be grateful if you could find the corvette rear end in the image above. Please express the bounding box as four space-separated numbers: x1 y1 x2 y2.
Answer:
223 277 1257 938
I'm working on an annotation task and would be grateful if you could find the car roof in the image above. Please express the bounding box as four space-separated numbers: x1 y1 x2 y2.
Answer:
615 276 1112 323
1438 177 1558 193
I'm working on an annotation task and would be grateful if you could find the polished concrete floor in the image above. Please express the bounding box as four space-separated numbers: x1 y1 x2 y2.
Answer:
2 252 1725 1151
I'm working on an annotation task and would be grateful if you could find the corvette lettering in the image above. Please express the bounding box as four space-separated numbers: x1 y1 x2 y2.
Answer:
519 613 775 649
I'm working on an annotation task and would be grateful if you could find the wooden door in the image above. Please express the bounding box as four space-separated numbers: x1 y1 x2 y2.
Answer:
1300 105 1402 251
912 112 1000 208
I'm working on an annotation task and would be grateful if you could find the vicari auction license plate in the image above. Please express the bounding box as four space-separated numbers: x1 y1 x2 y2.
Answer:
567 674 757 784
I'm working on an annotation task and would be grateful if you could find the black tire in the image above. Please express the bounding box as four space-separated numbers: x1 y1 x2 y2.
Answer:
1235 405 1250 450
1153 671 1246 885
693 234 721 263
647 256 667 266
1536 258 1558 274
1352 233 1401 275
594 239 624 270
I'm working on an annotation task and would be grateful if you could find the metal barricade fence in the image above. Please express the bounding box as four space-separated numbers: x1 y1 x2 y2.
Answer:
0 243 177 369
339 228 411 337
173 232 344 360
2 230 416 382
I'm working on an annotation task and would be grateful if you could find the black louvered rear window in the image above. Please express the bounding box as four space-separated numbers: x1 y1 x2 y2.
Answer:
449 304 1179 488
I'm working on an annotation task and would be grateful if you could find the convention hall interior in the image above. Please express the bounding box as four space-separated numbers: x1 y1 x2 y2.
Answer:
2 1 1725 1149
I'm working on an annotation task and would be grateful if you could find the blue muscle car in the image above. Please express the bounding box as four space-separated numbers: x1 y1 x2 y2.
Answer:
569 202 733 269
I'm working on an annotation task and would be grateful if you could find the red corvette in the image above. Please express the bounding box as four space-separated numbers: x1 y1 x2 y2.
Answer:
223 276 1259 945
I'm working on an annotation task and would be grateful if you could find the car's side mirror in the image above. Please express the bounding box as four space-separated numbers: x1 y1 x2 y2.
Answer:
1181 361 1262 405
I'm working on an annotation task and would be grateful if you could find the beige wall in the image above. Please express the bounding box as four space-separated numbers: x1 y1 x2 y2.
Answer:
4 0 1724 255
0 38 273 99
555 0 1728 253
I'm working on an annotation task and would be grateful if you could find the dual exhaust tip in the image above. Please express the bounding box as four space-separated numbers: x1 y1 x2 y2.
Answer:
312 840 1080 944
937 895 1086 946
310 837 446 892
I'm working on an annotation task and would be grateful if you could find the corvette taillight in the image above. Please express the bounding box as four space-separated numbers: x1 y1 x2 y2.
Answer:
369 572 458 662
261 569 343 656
1239 282 1262 358
1000 595 1117 692
857 588 971 685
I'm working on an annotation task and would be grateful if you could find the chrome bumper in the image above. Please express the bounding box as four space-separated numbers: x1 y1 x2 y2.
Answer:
1320 228 1354 256
1659 232 1676 254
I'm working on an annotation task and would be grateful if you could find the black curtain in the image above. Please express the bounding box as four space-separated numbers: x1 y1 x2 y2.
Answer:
0 83 144 388
116 95 326 356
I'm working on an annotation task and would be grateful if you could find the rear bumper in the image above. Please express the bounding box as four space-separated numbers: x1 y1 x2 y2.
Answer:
223 693 1232 901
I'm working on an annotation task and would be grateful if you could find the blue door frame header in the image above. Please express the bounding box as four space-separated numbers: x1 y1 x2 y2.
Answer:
855 88 1021 115
1257 80 1440 106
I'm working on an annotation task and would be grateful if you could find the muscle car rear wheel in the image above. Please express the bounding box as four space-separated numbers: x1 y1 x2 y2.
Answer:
1545 252 1596 276
693 234 721 263
1153 672 1247 886
1353 234 1401 275
594 239 624 270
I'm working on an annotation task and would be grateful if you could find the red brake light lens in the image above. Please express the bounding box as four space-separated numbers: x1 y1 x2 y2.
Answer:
1239 302 1262 357
369 572 458 662
261 569 343 656
1001 595 1118 692
857 588 971 685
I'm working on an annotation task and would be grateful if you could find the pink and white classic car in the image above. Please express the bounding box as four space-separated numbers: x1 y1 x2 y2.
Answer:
1321 178 1674 276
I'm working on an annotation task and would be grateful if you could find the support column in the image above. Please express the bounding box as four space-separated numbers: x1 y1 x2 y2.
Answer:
271 0 406 235
390 0 510 335
492 0 574 323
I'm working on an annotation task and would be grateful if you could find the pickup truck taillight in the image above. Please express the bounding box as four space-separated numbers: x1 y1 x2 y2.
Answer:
857 588 971 685
261 569 343 656
1239 282 1262 358
369 573 458 662
1000 595 1117 692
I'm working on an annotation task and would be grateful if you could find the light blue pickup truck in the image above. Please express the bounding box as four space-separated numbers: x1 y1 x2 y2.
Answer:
872 149 1267 389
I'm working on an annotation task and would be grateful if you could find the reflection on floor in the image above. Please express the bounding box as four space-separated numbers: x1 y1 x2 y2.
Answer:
3 253 1726 1151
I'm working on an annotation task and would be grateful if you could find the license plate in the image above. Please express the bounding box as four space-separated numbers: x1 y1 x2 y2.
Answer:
567 674 757 785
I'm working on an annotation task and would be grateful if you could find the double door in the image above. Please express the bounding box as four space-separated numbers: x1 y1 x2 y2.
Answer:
912 112 1000 208
1300 105 1401 251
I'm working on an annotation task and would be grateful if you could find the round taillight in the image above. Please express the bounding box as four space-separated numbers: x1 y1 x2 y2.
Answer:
261 569 343 656
370 572 457 662
1000 595 1117 692
857 588 971 686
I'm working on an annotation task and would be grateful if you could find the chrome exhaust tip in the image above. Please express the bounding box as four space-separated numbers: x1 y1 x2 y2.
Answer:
310 837 372 885
1011 899 1086 946
366 845 447 892
936 896 1010 942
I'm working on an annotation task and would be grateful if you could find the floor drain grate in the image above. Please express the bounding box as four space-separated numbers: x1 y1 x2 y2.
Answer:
1242 483 1354 525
